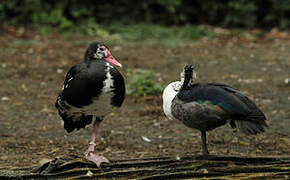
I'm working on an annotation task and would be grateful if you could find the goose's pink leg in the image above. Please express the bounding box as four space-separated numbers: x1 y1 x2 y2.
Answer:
84 120 109 167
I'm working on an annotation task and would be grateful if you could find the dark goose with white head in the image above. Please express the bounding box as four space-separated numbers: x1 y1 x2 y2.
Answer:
163 65 267 155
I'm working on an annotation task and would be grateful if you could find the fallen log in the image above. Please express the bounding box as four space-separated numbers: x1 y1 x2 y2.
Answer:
0 155 290 179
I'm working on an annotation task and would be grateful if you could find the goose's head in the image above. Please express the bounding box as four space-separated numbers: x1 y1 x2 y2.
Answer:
85 41 122 67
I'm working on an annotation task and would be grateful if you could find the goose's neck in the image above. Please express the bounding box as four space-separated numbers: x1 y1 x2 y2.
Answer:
162 81 181 120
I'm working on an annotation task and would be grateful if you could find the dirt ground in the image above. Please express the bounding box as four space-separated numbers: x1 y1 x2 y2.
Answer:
0 31 289 168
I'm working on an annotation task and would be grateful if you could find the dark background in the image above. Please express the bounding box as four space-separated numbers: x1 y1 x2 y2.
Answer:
1 0 290 29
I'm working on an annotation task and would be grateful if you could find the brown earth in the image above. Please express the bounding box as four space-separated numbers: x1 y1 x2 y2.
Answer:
0 31 289 168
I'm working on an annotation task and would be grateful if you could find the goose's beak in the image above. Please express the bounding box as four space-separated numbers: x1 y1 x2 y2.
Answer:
103 46 122 67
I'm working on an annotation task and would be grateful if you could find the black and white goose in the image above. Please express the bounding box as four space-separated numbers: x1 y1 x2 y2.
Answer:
55 41 125 166
162 65 267 155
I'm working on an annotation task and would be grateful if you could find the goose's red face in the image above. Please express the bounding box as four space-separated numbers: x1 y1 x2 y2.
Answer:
101 46 122 67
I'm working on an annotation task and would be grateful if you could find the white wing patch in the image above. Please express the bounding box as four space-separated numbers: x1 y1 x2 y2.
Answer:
68 77 73 82
64 77 74 89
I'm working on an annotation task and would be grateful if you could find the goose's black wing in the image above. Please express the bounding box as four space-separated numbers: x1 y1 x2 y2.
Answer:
61 61 107 108
177 83 267 134
109 67 125 107
177 83 250 116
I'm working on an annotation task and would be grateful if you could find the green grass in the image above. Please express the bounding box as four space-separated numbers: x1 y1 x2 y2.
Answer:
105 24 216 46
34 23 216 46
126 68 165 96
